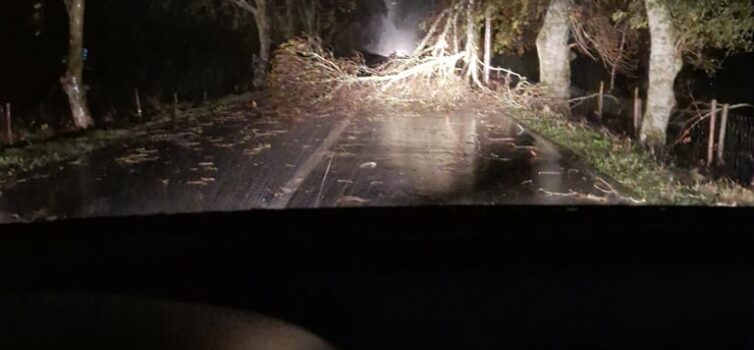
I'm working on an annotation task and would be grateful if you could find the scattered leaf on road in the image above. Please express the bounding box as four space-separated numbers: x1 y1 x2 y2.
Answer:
244 143 272 156
116 153 160 165
252 129 288 138
360 162 378 169
186 180 209 186
337 196 371 206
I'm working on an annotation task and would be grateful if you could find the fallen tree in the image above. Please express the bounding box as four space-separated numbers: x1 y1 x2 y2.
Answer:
266 34 548 117
266 0 551 116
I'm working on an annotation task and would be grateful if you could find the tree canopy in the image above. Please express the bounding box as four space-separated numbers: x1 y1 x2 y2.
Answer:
615 0 754 74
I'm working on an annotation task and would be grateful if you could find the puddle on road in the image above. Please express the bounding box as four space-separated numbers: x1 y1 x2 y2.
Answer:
423 113 615 203
293 112 620 208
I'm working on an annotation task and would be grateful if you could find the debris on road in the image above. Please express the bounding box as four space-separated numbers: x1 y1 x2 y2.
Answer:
116 151 160 165
337 196 371 206
186 180 209 186
244 143 272 156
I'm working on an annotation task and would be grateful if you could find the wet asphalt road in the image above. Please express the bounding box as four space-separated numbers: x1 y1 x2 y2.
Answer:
0 102 623 222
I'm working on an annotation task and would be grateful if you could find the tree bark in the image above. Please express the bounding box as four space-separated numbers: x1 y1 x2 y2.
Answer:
483 6 492 84
299 0 318 36
464 0 481 87
254 0 270 88
536 0 573 116
229 0 269 87
283 0 296 39
640 0 683 154
61 0 94 129
240 0 269 88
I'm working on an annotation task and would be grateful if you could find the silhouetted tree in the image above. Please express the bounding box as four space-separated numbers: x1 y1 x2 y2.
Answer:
61 0 94 128
228 0 271 88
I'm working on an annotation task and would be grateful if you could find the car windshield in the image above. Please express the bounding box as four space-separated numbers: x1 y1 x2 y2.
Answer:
2 0 754 222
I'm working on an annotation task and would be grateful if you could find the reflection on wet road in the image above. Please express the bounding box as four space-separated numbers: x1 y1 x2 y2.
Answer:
288 111 619 207
0 105 623 222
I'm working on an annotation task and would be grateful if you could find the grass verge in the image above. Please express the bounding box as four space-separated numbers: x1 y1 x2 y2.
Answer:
0 93 253 184
513 109 754 205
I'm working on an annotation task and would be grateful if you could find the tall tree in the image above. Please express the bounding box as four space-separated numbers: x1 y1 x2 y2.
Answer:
535 0 573 115
61 0 94 129
464 0 482 86
298 0 319 35
641 0 681 153
616 0 754 153
229 0 270 88
483 5 492 84
283 0 297 38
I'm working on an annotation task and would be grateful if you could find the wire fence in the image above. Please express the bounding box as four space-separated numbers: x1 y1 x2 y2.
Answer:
686 110 754 184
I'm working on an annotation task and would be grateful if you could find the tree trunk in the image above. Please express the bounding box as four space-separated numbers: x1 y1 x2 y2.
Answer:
640 0 683 154
483 6 492 84
283 0 296 39
536 0 572 116
61 0 93 129
253 0 270 88
464 0 481 87
299 0 317 36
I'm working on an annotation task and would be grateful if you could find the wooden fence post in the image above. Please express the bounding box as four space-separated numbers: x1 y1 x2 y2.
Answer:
707 99 717 167
597 81 604 121
633 87 641 139
134 88 143 120
4 103 12 145
717 103 729 166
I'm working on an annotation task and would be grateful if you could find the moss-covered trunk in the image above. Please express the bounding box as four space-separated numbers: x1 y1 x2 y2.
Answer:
641 0 683 154
535 0 572 116
61 0 94 129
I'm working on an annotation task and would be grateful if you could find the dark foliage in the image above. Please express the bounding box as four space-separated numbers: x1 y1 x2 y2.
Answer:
1 0 257 128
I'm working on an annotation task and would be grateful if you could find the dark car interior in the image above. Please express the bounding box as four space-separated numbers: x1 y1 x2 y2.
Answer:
1 206 752 350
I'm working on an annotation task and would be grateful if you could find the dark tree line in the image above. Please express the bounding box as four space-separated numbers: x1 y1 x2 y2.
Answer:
1 0 385 130
2 0 262 129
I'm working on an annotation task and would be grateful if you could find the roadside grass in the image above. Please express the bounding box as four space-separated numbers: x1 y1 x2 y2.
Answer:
513 109 754 205
0 93 253 184
0 129 136 180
